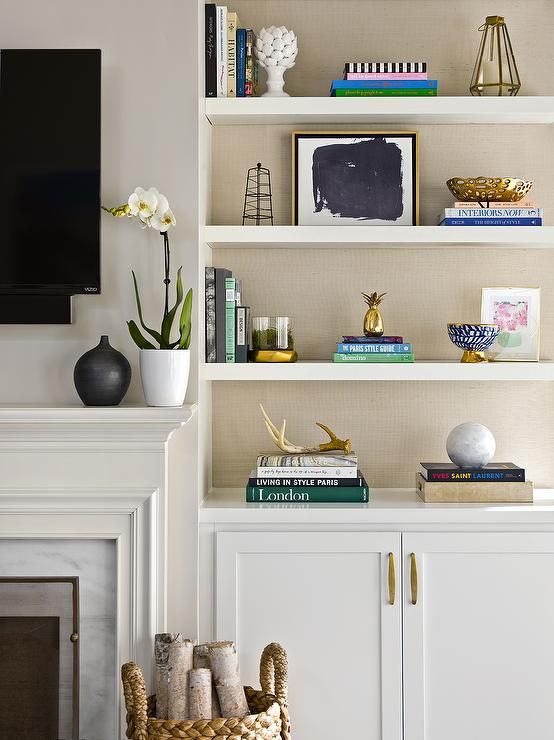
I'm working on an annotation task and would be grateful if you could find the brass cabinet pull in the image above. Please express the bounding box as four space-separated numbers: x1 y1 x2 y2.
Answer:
388 552 396 605
410 553 418 605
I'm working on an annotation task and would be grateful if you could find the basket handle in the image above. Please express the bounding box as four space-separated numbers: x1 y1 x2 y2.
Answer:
260 642 288 707
121 662 148 740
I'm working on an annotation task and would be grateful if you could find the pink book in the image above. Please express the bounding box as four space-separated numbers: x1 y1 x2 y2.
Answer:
453 200 537 208
345 72 428 80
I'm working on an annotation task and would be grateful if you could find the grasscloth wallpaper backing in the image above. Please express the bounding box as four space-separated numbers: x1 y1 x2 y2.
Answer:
210 0 554 488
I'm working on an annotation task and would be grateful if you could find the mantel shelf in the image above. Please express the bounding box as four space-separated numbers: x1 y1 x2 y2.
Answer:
202 361 554 382
203 225 554 248
0 403 198 450
205 96 554 126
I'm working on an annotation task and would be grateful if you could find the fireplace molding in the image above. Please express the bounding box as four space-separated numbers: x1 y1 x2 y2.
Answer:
0 404 197 451
0 404 197 739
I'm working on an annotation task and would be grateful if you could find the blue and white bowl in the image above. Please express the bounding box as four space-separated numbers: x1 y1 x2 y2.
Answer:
447 323 500 363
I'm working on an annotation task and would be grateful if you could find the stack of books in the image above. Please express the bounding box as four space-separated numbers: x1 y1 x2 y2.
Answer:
205 4 258 98
246 452 369 503
440 201 543 227
330 62 437 97
333 336 415 364
417 462 533 502
205 267 250 363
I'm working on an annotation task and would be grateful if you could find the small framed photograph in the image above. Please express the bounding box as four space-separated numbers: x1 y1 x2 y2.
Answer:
292 131 419 226
481 287 541 361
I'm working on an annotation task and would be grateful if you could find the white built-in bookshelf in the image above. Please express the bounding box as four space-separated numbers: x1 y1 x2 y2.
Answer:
206 96 554 125
204 225 554 247
194 0 554 503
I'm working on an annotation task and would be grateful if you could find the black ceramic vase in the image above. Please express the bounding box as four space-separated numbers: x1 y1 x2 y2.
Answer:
74 335 132 406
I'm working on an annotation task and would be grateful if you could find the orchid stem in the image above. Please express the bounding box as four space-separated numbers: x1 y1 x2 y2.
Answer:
163 232 170 317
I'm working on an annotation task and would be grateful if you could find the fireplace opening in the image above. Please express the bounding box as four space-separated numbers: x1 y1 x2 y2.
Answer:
0 578 79 740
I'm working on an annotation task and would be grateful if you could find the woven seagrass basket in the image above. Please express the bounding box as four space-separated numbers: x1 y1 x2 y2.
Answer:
122 642 291 740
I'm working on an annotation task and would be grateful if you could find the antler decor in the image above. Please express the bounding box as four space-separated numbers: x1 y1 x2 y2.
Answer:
260 404 352 454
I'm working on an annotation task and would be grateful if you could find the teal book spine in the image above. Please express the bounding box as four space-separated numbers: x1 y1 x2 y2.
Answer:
225 277 236 362
246 485 370 503
333 352 414 363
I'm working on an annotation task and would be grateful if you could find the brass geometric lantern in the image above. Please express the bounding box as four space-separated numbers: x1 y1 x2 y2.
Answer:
470 16 521 96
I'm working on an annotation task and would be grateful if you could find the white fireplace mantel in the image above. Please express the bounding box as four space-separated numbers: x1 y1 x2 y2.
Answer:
0 403 197 450
0 402 198 738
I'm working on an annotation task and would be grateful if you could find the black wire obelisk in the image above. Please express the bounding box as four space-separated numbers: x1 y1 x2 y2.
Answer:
242 162 274 225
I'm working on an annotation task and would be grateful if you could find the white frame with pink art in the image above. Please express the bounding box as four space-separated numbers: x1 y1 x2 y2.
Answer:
481 287 541 361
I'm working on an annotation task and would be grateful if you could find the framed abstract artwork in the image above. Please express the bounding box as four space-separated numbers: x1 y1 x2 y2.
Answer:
481 287 541 361
292 131 419 225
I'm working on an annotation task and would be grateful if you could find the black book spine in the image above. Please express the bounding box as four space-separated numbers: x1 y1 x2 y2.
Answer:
235 305 249 363
249 476 365 487
215 268 231 362
205 267 216 362
205 3 217 97
423 469 525 482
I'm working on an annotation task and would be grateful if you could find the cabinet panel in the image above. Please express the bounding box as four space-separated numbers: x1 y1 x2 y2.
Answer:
216 531 402 740
403 533 554 740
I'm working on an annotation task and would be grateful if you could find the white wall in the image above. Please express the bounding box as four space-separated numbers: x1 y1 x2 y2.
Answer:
0 0 198 404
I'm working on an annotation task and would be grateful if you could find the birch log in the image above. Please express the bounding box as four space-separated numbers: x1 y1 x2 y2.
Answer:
208 641 250 717
194 643 222 717
188 668 213 720
154 633 193 720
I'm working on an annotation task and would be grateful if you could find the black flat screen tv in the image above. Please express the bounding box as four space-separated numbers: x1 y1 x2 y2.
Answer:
0 49 101 295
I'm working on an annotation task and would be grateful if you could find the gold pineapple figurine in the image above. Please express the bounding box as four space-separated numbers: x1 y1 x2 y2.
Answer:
362 291 387 337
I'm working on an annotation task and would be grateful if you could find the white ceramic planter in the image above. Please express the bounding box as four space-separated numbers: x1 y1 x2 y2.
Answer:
139 349 190 407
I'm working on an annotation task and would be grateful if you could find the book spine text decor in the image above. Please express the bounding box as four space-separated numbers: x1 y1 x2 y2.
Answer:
204 4 217 97
227 11 239 97
216 6 228 97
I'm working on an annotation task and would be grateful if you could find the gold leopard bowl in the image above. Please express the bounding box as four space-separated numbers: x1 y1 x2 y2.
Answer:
446 177 533 203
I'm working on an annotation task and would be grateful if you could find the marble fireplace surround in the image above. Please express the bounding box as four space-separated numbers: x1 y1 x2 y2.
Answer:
0 404 196 739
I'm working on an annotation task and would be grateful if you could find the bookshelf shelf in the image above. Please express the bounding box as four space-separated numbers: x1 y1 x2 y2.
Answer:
202 360 554 382
200 488 554 524
205 96 554 126
204 225 554 248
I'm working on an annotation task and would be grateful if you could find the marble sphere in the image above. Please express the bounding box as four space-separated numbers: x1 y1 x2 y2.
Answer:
446 422 496 468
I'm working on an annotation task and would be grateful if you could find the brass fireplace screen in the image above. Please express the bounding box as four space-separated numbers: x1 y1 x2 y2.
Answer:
0 576 79 740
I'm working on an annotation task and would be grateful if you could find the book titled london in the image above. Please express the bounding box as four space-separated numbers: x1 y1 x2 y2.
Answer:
246 483 370 503
420 462 525 482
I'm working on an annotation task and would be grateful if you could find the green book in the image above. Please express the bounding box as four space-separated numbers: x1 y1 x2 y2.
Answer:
333 89 437 97
246 485 370 503
333 352 414 363
225 277 236 363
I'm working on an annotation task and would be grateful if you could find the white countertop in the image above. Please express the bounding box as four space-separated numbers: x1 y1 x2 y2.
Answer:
201 488 554 525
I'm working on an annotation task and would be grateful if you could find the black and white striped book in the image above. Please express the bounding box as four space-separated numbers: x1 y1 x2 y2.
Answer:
344 62 427 73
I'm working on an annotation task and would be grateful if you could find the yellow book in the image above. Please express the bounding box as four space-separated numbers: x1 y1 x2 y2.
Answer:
227 12 239 97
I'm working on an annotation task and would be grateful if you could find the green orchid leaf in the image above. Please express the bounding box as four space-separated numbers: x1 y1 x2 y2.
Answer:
161 267 184 346
178 288 193 349
131 271 163 346
127 320 156 349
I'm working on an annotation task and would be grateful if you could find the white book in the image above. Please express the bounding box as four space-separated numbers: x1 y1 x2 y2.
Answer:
216 6 228 97
256 466 359 479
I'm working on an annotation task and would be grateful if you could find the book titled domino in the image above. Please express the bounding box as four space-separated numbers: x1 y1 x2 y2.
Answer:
442 218 542 226
344 62 427 73
337 343 412 354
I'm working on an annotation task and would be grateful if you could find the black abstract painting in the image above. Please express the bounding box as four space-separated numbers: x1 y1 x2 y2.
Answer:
313 138 403 220
293 132 418 225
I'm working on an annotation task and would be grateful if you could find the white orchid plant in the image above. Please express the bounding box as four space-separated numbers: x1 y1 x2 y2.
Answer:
103 187 192 351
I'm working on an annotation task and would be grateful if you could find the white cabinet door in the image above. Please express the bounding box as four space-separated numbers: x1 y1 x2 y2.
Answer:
216 531 402 740
403 532 554 740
